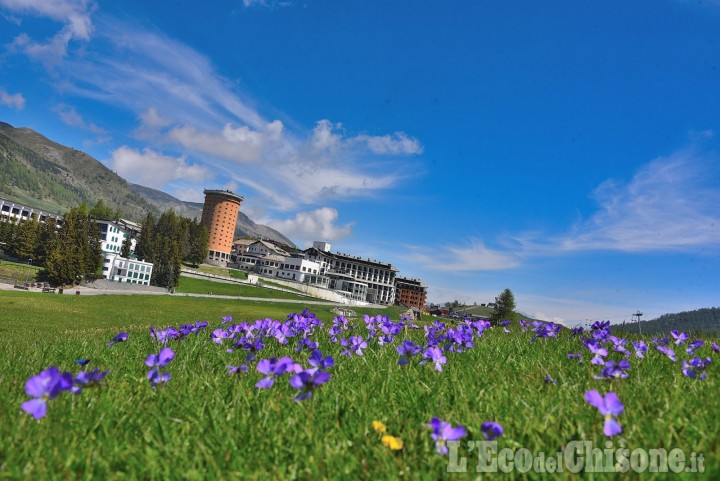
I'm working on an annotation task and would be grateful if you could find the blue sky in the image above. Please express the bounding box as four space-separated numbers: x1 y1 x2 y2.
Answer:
1 0 719 323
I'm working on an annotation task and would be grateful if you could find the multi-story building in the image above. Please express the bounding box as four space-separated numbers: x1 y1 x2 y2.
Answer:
303 241 398 305
200 189 243 266
394 276 428 310
101 253 153 286
96 219 136 255
277 255 321 283
0 197 63 228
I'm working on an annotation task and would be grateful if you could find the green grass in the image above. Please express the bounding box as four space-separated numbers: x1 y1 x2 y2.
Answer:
0 259 42 282
0 291 717 480
176 275 309 300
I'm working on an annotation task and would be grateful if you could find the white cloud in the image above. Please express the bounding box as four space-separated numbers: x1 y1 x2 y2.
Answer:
556 149 720 252
355 131 424 155
139 107 171 128
264 207 354 245
106 146 212 190
53 103 106 134
0 87 25 109
404 239 521 272
1 0 95 63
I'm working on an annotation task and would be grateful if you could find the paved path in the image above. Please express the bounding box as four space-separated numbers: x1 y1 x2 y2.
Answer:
0 281 373 307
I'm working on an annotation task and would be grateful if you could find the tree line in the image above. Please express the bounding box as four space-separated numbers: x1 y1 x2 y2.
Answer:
0 201 209 289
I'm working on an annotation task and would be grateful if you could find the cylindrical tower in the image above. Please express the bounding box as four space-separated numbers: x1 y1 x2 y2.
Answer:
200 189 244 266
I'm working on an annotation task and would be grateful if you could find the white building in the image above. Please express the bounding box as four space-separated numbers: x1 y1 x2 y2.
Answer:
96 219 137 255
304 241 398 305
101 253 153 285
277 256 321 282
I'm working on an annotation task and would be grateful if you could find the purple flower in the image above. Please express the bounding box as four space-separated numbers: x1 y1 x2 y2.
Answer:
656 345 677 362
308 349 334 373
145 347 175 387
255 357 300 388
340 336 368 357
584 339 609 365
221 315 233 325
481 421 504 441
75 359 91 366
211 328 231 344
570 326 585 336
21 367 73 419
652 337 670 346
686 340 704 355
585 390 623 436
422 347 447 372
632 340 647 358
106 331 128 347
682 357 711 380
72 368 109 394
670 330 688 345
289 370 331 401
227 364 249 375
397 340 422 365
593 359 631 380
428 417 467 455
712 342 720 353
544 374 557 384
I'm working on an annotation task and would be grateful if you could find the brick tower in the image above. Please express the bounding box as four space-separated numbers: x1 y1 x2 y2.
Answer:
200 189 244 266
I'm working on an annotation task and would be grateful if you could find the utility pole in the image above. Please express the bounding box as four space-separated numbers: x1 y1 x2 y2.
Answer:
633 310 643 335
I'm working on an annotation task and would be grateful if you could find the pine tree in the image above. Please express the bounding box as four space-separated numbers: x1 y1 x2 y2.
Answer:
135 213 156 262
120 234 132 258
185 219 209 267
490 288 516 323
13 215 40 261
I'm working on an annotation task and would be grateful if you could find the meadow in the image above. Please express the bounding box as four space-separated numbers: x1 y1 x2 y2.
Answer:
0 290 717 480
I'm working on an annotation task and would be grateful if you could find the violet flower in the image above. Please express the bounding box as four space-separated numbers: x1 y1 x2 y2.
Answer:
670 330 688 345
21 367 73 419
428 417 467 455
593 359 630 380
585 390 623 436
656 345 677 362
106 331 128 347
340 336 368 357
145 347 175 386
682 357 711 380
422 347 447 372
72 368 109 394
397 340 422 365
481 421 504 440
289 370 331 401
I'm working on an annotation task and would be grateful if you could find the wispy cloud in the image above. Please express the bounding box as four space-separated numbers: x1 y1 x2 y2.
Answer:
554 148 720 252
3 13 423 211
403 239 522 272
1 0 95 64
53 103 106 134
407 143 720 274
0 86 25 109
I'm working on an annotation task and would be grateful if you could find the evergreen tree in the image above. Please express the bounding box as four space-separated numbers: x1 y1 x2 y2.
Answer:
150 210 184 289
120 234 132 258
490 288 516 323
35 217 58 265
13 215 40 261
89 199 120 221
135 213 156 262
185 219 209 267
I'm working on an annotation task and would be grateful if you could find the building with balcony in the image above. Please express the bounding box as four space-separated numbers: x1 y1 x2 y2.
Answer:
200 189 243 266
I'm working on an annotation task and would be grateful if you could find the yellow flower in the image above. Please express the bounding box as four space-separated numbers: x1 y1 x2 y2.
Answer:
372 420 387 433
381 435 404 451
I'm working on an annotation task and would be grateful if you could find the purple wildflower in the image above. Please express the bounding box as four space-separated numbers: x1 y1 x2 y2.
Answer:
594 359 631 380
656 345 677 362
106 331 128 347
255 357 300 388
652 337 670 346
227 364 249 375
72 368 109 394
145 347 175 387
289 370 331 401
75 359 91 366
682 357 711 380
481 421 504 440
340 336 368 357
686 340 704 355
397 340 422 365
428 417 467 455
21 367 73 419
584 339 609 365
670 330 688 345
712 342 720 353
545 374 557 384
422 347 447 372
632 340 647 358
585 390 623 436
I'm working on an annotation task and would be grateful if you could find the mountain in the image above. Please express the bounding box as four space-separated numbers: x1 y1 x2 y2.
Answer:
614 307 720 335
128 184 296 247
0 121 296 248
0 121 155 219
